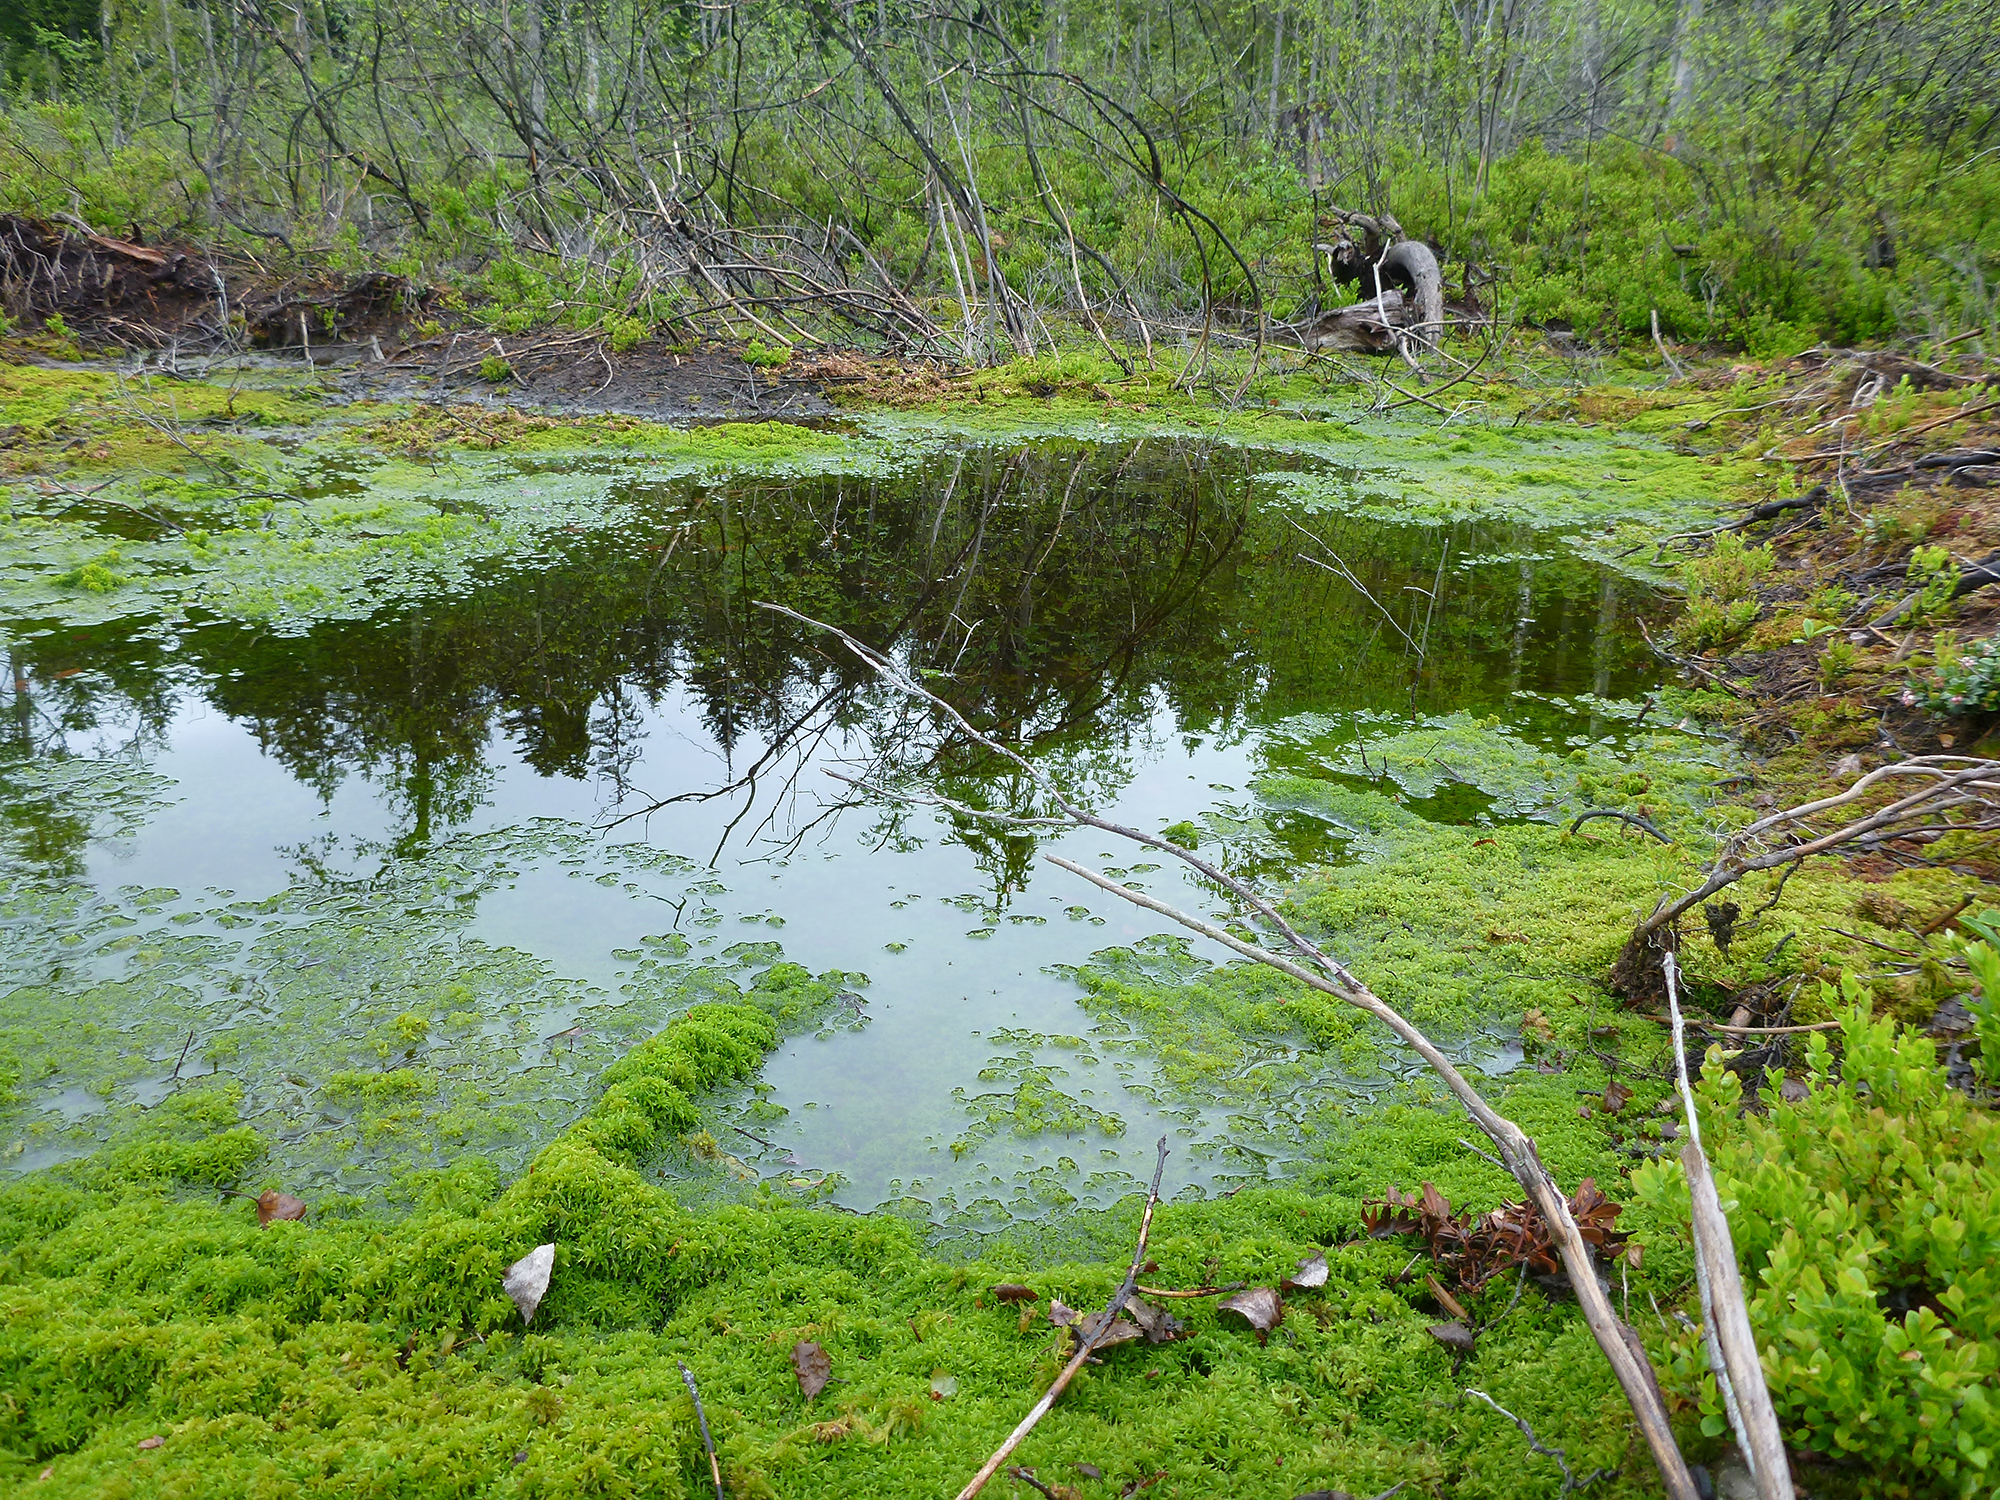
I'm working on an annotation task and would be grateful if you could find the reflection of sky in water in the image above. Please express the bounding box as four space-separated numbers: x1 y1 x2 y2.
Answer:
59 677 1632 1210
4 438 1667 1214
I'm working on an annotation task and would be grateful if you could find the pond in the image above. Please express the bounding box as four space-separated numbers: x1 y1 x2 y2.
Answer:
0 428 1674 1225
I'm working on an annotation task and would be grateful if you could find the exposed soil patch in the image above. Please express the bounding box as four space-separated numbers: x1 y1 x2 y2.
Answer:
338 334 844 421
0 213 432 350
0 213 863 422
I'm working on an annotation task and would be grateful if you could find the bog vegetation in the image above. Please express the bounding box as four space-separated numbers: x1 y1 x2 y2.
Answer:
2 0 1996 356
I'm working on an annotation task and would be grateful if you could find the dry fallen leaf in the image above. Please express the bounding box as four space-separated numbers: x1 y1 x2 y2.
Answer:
929 1369 958 1399
1048 1298 1078 1327
503 1243 556 1325
992 1283 1038 1303
1602 1079 1633 1115
1428 1320 1477 1353
1425 1274 1470 1322
1124 1296 1189 1344
1076 1462 1104 1480
1075 1311 1143 1349
1282 1253 1329 1292
792 1340 832 1400
1217 1287 1284 1341
256 1190 307 1226
1780 1076 1809 1104
137 1436 164 1451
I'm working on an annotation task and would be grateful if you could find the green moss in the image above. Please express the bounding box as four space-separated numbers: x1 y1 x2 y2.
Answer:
0 1012 1686 1499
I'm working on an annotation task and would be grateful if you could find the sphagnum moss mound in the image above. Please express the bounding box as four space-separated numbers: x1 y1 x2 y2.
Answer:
8 362 2000 1497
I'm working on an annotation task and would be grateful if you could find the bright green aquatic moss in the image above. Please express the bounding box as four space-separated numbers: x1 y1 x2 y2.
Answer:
0 1008 1696 1499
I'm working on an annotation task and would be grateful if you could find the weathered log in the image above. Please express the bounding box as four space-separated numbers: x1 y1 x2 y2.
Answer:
1378 238 1444 342
1307 287 1406 351
1316 207 1446 348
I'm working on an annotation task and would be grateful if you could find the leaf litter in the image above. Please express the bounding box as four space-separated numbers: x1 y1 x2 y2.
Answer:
793 1340 832 1400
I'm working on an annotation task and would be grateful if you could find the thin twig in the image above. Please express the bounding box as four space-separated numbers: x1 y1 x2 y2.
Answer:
955 1138 1170 1500
677 1361 725 1500
1459 1137 1507 1171
1569 810 1671 843
1465 1388 1614 1493
1642 1015 1841 1036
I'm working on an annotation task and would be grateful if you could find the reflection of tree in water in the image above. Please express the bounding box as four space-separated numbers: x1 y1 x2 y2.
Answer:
0 437 1663 883
0 627 178 879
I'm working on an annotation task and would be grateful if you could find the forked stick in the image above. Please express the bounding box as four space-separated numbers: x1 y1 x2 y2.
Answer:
954 1138 1170 1500
758 602 1700 1500
1664 954 1795 1500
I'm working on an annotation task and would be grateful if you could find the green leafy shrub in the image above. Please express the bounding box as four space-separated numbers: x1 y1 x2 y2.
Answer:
1953 910 2000 1084
741 337 792 368
1908 544 1962 628
1674 534 1772 653
1635 986 2000 1490
477 354 511 384
605 315 648 354
1907 632 2000 715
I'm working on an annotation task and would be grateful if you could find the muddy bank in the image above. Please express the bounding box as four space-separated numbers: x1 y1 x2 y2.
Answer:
0 212 849 421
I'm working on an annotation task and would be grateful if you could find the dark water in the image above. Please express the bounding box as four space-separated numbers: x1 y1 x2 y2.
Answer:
0 436 1663 1214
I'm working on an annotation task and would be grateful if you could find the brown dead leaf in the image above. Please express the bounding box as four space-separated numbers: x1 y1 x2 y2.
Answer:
1601 1080 1632 1115
1048 1298 1078 1327
1120 1471 1168 1497
1425 1274 1469 1322
1428 1320 1477 1352
1780 1076 1809 1104
1018 1305 1037 1333
792 1340 831 1400
1216 1287 1284 1341
1071 1311 1143 1350
1281 1253 1329 1292
992 1283 1038 1303
136 1436 164 1451
256 1190 307 1226
1124 1296 1189 1344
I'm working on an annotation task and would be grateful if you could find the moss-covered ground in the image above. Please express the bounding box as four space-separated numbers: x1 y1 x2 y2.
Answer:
4 342 1997 1498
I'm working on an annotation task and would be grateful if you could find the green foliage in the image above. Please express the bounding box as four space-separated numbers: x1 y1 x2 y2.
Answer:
1909 633 2000 716
606 315 649 354
1635 987 2000 1493
741 338 792 368
478 354 512 384
1674 534 1772 653
1908 544 1963 628
1954 911 2000 1084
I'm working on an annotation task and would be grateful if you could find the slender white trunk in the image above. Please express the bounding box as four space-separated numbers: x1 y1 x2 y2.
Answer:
1267 8 1286 145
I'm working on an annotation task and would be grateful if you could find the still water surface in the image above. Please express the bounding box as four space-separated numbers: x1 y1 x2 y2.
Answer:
0 435 1663 1216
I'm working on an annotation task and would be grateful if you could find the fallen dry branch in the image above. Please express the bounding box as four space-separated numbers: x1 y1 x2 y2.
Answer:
1613 757 2000 1003
760 601 1702 1500
1664 954 1795 1500
954 1136 1170 1500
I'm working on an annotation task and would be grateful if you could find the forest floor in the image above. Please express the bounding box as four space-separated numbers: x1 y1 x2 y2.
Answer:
3 278 1999 1498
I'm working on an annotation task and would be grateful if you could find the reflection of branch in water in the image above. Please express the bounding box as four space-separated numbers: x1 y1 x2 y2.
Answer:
770 602 1707 1500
